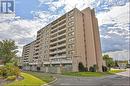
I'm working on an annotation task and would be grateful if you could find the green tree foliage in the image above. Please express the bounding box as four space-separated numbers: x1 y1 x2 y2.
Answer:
0 39 18 64
114 60 119 67
103 54 115 70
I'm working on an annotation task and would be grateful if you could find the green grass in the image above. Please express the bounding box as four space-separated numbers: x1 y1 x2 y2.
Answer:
108 69 126 74
62 69 127 77
5 73 46 86
62 72 108 77
24 71 55 83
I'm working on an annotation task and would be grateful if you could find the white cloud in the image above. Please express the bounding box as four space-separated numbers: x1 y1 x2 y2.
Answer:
0 17 47 56
97 2 129 26
104 50 130 60
98 2 129 55
38 0 94 12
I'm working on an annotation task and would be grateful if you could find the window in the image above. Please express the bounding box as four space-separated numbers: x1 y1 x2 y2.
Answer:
68 16 74 21
44 50 48 53
44 45 48 48
68 11 74 16
68 50 75 55
68 37 74 42
68 32 74 36
44 56 47 58
68 22 74 26
68 44 74 48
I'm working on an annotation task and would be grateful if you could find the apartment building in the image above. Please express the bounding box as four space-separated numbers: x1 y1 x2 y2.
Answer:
21 7 103 72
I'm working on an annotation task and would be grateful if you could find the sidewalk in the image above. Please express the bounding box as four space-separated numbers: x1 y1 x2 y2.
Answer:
116 69 130 77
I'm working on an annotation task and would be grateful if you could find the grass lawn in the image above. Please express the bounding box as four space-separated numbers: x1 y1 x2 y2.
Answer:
108 69 126 74
62 69 127 77
24 71 55 83
62 72 109 77
5 73 46 86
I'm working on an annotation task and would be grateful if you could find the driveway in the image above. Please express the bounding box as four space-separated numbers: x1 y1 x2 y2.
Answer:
50 70 130 86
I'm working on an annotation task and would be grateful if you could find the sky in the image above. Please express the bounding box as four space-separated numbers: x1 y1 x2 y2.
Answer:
0 0 129 60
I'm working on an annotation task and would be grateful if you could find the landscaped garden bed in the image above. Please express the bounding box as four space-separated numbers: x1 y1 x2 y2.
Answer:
0 64 21 86
5 73 46 86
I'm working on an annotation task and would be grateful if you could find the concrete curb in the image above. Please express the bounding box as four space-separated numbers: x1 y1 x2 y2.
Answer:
42 77 57 86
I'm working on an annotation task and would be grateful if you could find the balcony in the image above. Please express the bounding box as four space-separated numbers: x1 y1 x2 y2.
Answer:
49 45 57 50
51 15 66 27
58 49 66 53
50 34 57 40
58 29 66 35
50 33 57 39
50 55 67 60
50 43 57 47
51 29 58 34
57 38 66 43
57 43 66 48
52 60 72 64
51 20 66 31
50 38 57 43
50 50 58 55
58 40 66 45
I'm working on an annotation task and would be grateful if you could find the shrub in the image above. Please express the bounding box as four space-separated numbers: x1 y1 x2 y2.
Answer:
6 76 16 81
89 64 98 72
89 66 95 72
6 64 20 77
85 67 88 72
102 66 108 72
78 62 86 72
0 66 8 78
0 64 20 78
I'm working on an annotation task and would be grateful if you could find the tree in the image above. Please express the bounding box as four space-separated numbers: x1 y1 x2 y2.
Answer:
114 60 119 67
0 39 18 65
103 54 115 70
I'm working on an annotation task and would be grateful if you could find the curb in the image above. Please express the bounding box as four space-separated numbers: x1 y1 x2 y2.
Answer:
42 77 57 86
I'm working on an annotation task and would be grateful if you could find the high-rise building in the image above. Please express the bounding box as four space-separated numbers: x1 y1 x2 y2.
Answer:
21 7 103 72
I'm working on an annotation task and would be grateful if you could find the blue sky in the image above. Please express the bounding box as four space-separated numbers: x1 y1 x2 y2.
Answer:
15 0 40 19
0 0 129 60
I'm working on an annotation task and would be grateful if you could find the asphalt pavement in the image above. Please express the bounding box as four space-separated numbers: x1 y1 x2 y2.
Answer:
50 70 130 86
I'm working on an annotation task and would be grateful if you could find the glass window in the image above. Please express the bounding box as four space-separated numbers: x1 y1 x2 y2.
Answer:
68 44 74 48
68 27 74 31
68 37 74 42
69 11 74 16
68 32 74 36
68 50 75 54
68 22 74 26
68 16 74 21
